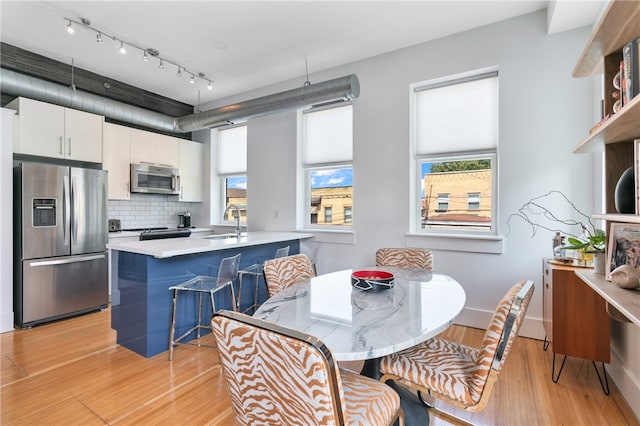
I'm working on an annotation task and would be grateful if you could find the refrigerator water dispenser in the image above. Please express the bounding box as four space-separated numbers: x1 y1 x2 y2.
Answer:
32 198 56 227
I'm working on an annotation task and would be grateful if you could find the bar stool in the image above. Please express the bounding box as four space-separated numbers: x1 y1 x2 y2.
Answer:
168 253 241 360
236 246 290 314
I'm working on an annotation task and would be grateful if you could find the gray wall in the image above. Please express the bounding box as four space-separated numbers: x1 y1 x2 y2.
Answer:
205 9 594 335
201 10 639 415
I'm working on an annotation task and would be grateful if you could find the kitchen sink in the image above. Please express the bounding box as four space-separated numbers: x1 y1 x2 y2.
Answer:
200 233 247 240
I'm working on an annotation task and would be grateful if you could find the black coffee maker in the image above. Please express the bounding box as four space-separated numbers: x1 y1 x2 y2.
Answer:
177 211 191 228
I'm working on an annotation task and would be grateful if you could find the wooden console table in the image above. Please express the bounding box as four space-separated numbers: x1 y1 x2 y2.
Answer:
542 260 611 394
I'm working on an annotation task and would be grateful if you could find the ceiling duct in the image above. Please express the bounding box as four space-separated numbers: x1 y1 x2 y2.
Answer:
0 68 360 133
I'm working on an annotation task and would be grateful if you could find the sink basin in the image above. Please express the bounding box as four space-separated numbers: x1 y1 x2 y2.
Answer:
200 233 247 240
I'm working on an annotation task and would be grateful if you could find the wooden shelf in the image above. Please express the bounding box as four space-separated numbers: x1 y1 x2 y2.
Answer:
573 1 640 78
572 96 640 153
594 213 640 224
575 270 640 327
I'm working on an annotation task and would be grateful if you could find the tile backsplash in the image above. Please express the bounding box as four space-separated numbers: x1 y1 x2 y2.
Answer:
108 193 195 229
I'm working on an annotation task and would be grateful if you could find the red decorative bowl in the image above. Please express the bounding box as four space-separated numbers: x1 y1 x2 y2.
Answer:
351 270 395 291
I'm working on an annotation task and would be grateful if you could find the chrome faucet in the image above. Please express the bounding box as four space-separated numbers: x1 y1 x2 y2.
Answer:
224 204 242 238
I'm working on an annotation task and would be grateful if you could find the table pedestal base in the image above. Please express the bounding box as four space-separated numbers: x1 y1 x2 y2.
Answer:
360 358 429 426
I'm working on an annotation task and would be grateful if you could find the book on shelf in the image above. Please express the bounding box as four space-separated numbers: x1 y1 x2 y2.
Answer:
623 37 640 104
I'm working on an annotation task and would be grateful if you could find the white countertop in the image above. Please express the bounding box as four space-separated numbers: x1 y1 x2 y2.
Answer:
107 231 314 258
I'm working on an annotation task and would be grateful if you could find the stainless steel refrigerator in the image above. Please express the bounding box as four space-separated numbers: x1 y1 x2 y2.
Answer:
14 162 108 328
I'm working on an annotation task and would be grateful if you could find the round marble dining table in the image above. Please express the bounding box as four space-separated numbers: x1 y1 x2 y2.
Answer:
253 266 466 362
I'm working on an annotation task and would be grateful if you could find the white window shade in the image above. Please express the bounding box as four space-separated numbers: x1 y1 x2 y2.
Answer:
218 126 247 174
416 75 497 155
304 105 352 165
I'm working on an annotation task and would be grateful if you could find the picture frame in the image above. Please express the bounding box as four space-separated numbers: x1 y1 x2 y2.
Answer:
606 222 640 280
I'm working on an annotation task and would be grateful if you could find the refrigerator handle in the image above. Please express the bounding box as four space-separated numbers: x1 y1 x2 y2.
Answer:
71 175 78 245
29 254 106 267
63 175 71 246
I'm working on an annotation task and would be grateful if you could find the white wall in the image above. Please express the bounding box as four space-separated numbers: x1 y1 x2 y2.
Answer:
1 108 15 332
203 9 593 335
201 10 638 415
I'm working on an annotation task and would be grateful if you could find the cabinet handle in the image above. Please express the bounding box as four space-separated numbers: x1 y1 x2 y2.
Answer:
67 137 72 156
59 136 63 155
546 283 549 289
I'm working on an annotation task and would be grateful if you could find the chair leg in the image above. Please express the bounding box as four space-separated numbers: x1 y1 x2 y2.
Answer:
593 362 610 396
196 291 203 340
169 288 178 361
551 353 567 384
229 281 238 312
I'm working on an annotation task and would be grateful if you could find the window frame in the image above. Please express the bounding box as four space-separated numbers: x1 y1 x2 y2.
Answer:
212 123 248 225
299 103 354 231
410 67 499 238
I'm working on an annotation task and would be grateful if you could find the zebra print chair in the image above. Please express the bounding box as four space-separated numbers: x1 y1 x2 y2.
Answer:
212 310 404 426
262 253 316 297
375 248 433 270
379 280 534 422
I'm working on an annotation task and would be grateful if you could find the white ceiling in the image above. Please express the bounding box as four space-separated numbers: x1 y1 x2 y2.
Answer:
0 1 604 107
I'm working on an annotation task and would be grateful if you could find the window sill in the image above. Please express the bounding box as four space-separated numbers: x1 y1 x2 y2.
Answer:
405 232 504 254
297 228 355 245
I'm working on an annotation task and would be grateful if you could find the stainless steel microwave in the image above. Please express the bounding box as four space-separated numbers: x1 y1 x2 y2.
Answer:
130 163 180 195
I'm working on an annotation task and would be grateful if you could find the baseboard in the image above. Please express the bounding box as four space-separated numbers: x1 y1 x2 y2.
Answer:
608 347 640 422
454 306 545 340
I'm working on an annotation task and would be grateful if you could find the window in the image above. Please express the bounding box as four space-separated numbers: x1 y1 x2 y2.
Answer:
344 206 352 223
436 193 449 212
468 192 481 210
413 69 498 234
324 207 333 223
217 125 247 223
302 104 353 228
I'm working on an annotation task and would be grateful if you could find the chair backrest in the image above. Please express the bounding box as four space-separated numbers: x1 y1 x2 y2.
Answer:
263 253 315 297
470 280 534 406
211 310 346 425
275 246 290 258
375 248 433 270
217 253 241 283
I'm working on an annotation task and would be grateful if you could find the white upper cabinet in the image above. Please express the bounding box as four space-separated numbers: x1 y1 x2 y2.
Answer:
130 129 180 168
9 97 103 162
103 123 131 200
179 139 204 202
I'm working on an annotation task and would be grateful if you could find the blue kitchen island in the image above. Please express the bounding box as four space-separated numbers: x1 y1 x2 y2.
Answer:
107 232 313 358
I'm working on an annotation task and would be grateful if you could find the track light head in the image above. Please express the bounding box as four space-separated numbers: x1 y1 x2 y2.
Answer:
207 80 213 90
177 67 182 77
96 32 103 43
66 20 74 34
143 50 148 61
189 74 195 84
159 59 164 70
119 41 126 54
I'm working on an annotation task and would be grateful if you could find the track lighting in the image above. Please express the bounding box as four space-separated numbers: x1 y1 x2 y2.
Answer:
63 16 213 90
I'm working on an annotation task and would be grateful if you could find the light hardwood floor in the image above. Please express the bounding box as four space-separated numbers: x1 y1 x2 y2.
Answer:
1 307 638 425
